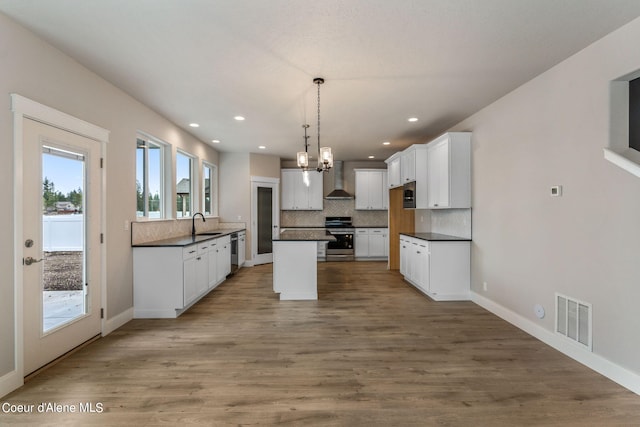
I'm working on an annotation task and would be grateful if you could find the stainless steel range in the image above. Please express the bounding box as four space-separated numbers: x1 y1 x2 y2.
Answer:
325 216 355 261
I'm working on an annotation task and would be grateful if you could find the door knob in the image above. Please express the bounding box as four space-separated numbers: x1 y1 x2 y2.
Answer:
24 256 43 266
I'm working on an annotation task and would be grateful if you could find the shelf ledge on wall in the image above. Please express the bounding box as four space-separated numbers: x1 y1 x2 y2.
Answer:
603 148 640 178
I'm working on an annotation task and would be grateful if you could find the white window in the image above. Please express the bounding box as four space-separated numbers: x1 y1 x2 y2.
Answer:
136 135 167 219
203 162 218 216
176 151 195 218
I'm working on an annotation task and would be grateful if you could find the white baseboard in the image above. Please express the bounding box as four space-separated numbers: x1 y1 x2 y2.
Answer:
0 370 23 399
470 291 640 395
103 307 134 335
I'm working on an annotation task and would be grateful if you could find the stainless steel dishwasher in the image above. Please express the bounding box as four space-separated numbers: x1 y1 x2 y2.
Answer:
230 232 239 274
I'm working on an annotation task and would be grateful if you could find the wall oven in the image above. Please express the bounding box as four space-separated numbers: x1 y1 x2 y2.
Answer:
403 181 416 209
325 216 355 261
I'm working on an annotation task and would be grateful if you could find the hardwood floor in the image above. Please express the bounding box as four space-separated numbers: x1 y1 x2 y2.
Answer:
4 262 640 426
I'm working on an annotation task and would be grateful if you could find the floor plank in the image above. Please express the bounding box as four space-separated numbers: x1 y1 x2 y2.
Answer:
4 261 640 426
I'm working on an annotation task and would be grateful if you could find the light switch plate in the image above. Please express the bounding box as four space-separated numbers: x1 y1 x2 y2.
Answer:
551 185 563 197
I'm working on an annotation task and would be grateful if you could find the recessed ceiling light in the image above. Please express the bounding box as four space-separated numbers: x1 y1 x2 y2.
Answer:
368 155 375 159
382 141 391 145
407 117 418 122
258 145 266 150
234 116 245 121
189 123 200 127
212 139 220 144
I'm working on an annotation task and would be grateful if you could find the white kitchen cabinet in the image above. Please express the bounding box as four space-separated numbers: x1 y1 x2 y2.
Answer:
355 169 387 210
426 132 471 209
399 234 470 301
408 239 428 293
182 247 199 307
399 236 409 276
382 173 388 209
207 239 218 289
183 242 210 307
401 146 417 183
196 242 211 299
355 228 388 260
355 229 369 258
281 169 323 210
385 153 402 188
368 229 387 258
133 233 238 318
389 145 428 209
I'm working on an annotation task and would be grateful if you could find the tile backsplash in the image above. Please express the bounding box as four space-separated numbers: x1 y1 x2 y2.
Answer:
416 208 471 239
281 199 388 227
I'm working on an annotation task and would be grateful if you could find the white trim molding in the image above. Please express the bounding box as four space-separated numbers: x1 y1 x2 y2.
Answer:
603 148 640 178
102 308 134 336
471 291 640 395
11 94 110 142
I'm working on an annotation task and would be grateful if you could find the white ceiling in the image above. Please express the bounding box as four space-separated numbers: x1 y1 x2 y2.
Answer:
2 0 640 162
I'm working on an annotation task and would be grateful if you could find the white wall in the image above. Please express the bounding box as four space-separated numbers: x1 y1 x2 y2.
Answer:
219 153 251 226
450 16 640 375
0 12 218 381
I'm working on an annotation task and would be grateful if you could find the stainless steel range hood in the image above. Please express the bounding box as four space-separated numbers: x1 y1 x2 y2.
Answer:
325 160 353 199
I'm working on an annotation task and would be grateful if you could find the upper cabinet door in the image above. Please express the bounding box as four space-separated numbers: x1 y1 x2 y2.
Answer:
387 155 402 188
281 169 324 210
401 148 416 183
281 170 296 210
355 169 386 210
426 133 471 209
355 170 370 210
427 139 450 208
306 170 324 210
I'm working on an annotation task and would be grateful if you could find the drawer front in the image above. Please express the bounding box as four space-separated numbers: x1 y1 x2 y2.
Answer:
217 235 231 246
197 241 211 255
356 229 369 235
183 245 198 260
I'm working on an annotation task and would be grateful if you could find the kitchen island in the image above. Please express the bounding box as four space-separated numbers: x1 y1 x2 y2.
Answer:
272 229 336 300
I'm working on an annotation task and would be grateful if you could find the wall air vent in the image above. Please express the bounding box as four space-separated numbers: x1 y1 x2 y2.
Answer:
555 293 592 351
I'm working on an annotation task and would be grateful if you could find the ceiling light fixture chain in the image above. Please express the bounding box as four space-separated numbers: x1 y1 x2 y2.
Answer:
316 77 321 171
314 77 332 173
297 77 332 173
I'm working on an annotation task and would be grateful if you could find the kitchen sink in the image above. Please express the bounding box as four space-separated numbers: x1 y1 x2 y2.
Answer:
197 232 223 236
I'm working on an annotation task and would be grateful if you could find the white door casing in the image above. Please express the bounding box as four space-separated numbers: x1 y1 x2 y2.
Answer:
5 94 109 397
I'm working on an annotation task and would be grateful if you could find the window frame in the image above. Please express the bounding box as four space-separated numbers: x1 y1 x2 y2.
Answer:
176 149 196 218
202 161 218 217
136 134 169 219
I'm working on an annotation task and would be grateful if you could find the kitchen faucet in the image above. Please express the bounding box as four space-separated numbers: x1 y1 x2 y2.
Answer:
192 212 205 236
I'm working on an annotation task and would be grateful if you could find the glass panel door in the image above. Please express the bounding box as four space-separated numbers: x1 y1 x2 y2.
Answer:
42 147 86 332
257 186 273 255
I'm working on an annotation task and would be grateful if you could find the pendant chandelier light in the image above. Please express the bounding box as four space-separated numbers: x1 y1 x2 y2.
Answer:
297 77 333 172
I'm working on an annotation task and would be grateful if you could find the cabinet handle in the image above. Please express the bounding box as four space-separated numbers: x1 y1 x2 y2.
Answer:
197 257 201 260
189 250 196 254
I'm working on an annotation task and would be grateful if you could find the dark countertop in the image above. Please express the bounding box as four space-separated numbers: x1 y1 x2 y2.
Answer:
132 228 245 247
274 229 337 242
280 225 388 229
400 232 471 242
